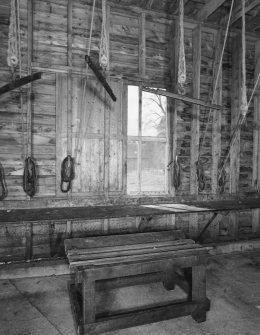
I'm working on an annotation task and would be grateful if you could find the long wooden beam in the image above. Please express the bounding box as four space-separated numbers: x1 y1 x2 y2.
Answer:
231 0 260 25
142 87 222 110
196 0 227 21
0 72 42 96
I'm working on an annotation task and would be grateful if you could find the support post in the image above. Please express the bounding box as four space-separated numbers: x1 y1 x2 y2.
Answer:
210 29 223 240
229 35 241 239
83 273 95 324
252 40 260 236
189 25 201 239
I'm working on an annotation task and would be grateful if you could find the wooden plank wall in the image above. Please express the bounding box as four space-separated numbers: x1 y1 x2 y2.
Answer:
0 0 259 261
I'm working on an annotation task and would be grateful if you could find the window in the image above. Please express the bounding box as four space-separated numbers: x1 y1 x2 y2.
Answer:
127 85 168 194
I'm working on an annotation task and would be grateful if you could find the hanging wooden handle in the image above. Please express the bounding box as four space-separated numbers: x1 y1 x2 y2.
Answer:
85 55 117 102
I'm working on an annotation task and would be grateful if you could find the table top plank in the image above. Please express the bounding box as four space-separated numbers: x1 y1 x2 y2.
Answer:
1 197 259 223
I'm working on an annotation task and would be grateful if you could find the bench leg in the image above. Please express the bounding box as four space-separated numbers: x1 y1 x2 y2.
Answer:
83 274 96 325
162 265 176 291
191 265 209 323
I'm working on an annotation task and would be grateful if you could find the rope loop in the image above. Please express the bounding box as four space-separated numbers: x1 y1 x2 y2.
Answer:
0 163 8 201
61 155 74 193
99 0 109 71
23 157 37 198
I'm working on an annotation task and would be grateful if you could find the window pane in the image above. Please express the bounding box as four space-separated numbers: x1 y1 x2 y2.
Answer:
142 91 167 137
127 141 139 192
141 142 166 192
127 86 139 136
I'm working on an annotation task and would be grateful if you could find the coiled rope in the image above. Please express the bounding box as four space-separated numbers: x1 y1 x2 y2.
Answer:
0 163 8 201
217 0 256 185
173 156 181 191
23 157 37 198
60 155 75 193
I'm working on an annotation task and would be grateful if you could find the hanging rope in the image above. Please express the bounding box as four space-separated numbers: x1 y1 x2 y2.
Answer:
0 163 8 201
60 155 75 193
217 0 249 185
240 0 248 117
177 0 186 95
196 0 234 192
85 0 96 75
99 0 109 70
23 157 37 198
7 0 19 79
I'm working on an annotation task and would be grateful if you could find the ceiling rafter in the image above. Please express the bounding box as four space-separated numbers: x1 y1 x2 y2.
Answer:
140 0 154 10
196 0 227 21
230 0 260 25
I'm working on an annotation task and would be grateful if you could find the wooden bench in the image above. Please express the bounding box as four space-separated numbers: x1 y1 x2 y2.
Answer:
65 230 212 335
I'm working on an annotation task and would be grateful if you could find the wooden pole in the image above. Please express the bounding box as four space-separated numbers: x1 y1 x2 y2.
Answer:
0 72 42 96
142 87 222 110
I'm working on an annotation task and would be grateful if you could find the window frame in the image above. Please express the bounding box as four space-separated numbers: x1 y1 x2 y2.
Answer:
126 83 170 195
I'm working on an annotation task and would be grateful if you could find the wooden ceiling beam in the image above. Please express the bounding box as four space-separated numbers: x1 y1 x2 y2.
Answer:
140 0 154 10
196 0 227 21
231 0 260 25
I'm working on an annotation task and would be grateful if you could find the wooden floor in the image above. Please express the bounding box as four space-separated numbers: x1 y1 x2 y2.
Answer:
0 251 259 335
